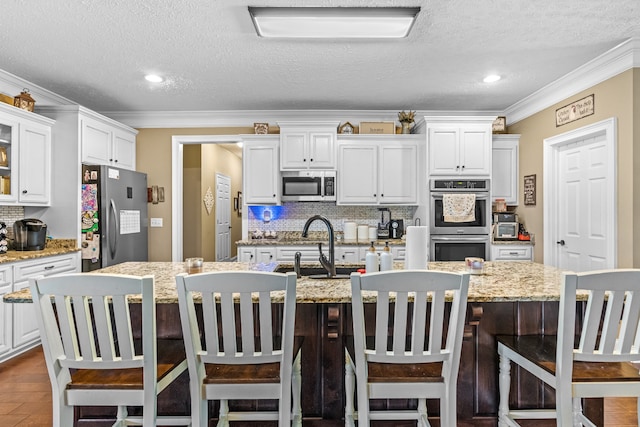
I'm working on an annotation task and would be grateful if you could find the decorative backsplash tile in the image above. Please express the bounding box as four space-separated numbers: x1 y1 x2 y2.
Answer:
0 205 25 239
247 202 417 234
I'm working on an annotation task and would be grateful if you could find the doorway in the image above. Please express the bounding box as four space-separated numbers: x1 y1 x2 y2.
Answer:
543 118 617 271
215 173 231 261
172 135 243 262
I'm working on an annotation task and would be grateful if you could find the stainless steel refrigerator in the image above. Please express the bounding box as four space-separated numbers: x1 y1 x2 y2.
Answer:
81 164 148 272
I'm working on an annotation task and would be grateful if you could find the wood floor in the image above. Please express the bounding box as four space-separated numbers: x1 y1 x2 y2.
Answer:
0 346 637 426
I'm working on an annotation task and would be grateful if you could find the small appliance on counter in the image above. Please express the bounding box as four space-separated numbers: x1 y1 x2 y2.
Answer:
13 218 47 251
377 208 390 239
493 213 519 241
389 219 404 239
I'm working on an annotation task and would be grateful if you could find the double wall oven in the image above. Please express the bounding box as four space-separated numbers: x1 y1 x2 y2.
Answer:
430 179 490 261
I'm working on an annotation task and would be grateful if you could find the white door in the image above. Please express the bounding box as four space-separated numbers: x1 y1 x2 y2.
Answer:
215 173 231 261
544 118 616 271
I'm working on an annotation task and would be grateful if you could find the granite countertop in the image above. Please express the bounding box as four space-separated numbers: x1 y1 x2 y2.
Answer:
4 260 572 304
0 239 79 264
491 239 534 246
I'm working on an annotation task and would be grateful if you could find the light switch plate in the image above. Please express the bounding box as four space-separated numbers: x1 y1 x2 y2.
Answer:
150 218 163 227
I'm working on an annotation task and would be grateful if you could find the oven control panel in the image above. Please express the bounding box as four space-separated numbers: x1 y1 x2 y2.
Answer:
431 179 489 190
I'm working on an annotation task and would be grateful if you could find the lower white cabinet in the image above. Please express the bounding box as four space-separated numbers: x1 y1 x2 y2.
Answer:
0 252 81 363
490 244 533 261
237 244 404 264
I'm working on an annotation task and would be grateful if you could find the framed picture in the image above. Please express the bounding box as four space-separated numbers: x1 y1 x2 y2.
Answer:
339 121 355 134
237 191 243 216
492 116 507 134
524 174 536 206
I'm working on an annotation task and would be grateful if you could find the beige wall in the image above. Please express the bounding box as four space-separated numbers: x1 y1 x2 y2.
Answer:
136 127 252 261
183 145 202 259
508 69 637 266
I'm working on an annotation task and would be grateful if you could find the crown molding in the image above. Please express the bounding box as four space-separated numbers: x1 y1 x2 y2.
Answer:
0 69 76 107
504 37 640 125
104 109 501 129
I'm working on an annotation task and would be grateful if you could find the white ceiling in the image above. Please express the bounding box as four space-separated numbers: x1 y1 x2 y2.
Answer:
1 0 639 115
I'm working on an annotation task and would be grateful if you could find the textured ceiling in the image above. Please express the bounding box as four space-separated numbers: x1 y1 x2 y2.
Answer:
1 0 638 114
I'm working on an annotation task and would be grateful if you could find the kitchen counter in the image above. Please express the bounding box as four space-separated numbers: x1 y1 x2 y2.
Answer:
0 239 79 264
491 239 534 246
3 260 597 425
4 260 568 304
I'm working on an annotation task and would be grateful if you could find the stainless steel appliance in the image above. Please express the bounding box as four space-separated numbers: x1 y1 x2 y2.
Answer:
494 222 519 240
281 170 336 202
81 165 148 272
13 218 47 251
430 179 490 261
377 208 390 239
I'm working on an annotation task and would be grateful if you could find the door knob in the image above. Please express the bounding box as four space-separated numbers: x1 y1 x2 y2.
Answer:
556 240 565 246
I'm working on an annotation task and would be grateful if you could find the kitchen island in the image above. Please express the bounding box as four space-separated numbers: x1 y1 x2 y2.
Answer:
4 261 598 426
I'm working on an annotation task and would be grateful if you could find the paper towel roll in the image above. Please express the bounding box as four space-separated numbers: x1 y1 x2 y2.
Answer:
404 226 429 270
344 222 357 242
357 225 369 243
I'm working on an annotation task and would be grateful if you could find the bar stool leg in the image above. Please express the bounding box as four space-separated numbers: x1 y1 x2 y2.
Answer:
292 351 302 427
498 353 511 427
344 351 356 427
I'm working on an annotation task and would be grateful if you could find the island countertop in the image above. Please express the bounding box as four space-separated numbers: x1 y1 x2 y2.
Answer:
4 260 570 304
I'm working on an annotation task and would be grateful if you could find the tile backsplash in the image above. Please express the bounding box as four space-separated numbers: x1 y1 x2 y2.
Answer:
247 202 417 234
0 205 24 238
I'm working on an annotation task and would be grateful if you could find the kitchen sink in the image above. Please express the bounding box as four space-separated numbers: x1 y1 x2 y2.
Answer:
274 265 363 279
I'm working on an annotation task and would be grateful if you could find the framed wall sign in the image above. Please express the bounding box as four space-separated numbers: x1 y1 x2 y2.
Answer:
524 174 536 206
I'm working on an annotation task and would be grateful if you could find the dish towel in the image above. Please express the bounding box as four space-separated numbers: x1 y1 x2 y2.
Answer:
443 193 476 222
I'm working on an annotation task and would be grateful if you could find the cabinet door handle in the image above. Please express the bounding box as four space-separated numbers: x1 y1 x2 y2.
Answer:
310 158 313 162
44 265 55 270
114 159 118 163
456 165 460 170
461 165 465 170
380 194 384 197
272 194 276 197
303 158 306 162
22 190 27 194
109 158 113 162
508 252 519 255
373 194 376 197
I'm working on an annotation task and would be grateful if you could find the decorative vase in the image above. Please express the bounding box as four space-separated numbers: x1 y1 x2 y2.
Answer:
401 121 412 134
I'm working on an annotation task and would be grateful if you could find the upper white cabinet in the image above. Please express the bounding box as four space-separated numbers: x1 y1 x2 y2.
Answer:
242 135 280 205
426 116 494 177
278 121 338 170
81 115 136 170
0 103 53 206
492 134 520 205
337 135 419 205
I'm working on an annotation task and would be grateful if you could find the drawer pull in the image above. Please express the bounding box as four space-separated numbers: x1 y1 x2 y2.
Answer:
44 265 55 270
508 252 519 255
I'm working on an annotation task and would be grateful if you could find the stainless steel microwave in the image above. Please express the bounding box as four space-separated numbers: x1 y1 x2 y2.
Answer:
281 170 336 202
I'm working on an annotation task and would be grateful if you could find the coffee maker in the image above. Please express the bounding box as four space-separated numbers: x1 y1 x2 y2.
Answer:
13 218 47 251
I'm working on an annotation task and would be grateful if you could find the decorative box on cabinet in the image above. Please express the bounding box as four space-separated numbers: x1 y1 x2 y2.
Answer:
0 251 81 363
0 102 53 206
242 135 280 205
337 135 419 205
492 134 520 205
278 121 338 170
426 116 494 176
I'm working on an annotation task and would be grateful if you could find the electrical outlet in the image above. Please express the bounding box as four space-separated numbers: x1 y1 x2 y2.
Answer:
150 218 163 227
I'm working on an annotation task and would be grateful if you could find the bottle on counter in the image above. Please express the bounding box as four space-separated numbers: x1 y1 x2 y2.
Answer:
365 241 379 273
380 241 392 271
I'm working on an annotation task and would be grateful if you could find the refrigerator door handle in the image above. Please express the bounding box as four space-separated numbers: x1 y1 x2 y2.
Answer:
109 199 118 260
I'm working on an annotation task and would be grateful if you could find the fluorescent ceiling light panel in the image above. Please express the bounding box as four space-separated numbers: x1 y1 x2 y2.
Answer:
248 7 420 39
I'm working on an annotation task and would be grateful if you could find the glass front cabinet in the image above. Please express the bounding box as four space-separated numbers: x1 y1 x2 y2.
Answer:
0 103 53 205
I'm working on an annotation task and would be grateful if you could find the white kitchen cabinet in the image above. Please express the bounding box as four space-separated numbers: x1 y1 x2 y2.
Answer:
0 265 13 357
426 116 494 177
238 247 256 262
276 245 331 262
0 251 81 363
358 244 405 262
492 134 520 205
335 246 359 263
0 103 54 206
17 121 51 204
337 136 419 205
278 121 338 170
81 114 137 170
490 244 533 261
242 135 280 205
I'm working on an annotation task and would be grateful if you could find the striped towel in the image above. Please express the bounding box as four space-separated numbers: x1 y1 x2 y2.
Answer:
443 194 476 222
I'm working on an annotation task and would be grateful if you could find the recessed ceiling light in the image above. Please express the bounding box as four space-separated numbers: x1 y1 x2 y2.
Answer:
483 74 501 83
248 7 420 39
145 74 164 83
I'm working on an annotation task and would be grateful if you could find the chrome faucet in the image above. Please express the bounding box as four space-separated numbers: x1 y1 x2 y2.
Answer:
302 215 336 278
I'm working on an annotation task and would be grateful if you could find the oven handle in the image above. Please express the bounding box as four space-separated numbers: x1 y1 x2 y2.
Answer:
430 236 490 241
431 192 489 199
